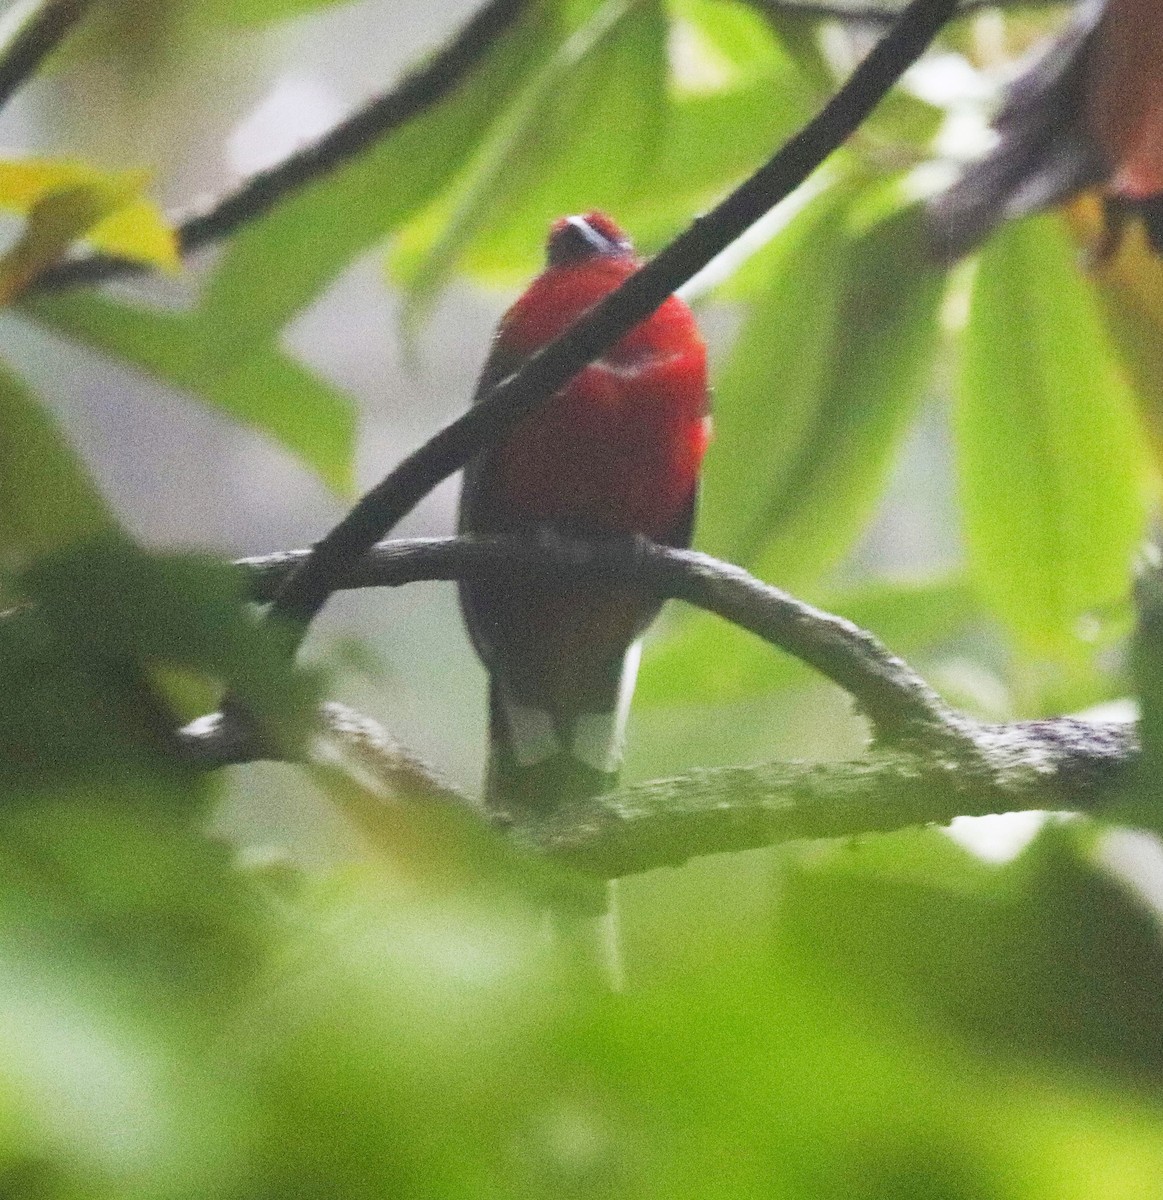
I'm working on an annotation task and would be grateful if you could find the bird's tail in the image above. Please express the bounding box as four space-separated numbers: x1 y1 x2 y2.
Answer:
483 640 641 819
484 643 642 989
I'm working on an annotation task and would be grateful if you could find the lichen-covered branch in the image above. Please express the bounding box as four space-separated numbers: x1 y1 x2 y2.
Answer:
211 533 1141 881
523 718 1138 878
240 534 968 748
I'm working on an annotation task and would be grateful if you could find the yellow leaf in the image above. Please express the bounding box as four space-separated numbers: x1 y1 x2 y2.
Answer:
0 185 121 304
0 158 178 271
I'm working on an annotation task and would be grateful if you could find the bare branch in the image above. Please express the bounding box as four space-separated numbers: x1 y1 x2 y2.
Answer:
265 0 962 642
31 0 529 291
240 534 967 748
183 535 1139 879
524 719 1137 878
177 698 470 808
0 0 95 111
313 700 469 807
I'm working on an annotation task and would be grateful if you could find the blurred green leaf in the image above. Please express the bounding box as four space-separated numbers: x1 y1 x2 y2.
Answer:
774 823 1163 1089
0 358 115 567
393 0 669 329
638 574 977 706
1116 549 1163 832
203 0 356 24
21 292 356 495
956 214 1149 660
699 191 947 591
594 829 1163 1200
392 0 811 295
0 538 320 784
196 0 555 368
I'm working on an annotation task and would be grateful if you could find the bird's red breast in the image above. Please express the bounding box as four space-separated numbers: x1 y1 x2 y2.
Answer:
485 217 710 542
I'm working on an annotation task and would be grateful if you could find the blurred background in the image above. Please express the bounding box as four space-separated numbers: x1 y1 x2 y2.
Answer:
4 5 1163 1196
0 0 974 849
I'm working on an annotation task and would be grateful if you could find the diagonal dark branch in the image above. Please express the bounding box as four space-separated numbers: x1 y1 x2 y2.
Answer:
264 0 962 642
0 0 96 111
239 534 967 748
31 0 529 292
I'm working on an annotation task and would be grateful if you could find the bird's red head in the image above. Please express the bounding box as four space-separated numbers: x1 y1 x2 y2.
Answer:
546 212 634 266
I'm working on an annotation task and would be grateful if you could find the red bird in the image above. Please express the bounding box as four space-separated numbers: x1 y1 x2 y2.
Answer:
928 0 1163 257
458 213 710 815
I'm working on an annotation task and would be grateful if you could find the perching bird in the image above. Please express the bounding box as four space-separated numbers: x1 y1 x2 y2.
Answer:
458 212 710 817
928 0 1163 258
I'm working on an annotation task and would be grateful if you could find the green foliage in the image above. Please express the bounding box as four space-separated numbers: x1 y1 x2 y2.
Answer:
0 360 115 567
1 1 1161 1196
0 538 320 784
2 778 1163 1198
639 575 977 705
698 186 948 588
21 292 358 495
956 216 1148 669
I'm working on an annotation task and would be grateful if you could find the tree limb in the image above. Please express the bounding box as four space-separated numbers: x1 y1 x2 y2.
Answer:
523 719 1137 877
176 534 1143 879
757 0 1065 22
0 0 95 111
264 0 962 642
240 534 970 749
31 0 529 291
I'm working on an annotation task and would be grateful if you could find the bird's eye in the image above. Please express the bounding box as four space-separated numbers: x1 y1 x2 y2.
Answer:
547 216 621 265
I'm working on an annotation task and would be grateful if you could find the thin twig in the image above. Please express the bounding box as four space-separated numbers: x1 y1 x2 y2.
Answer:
239 534 966 747
265 0 962 641
31 0 529 291
0 0 95 111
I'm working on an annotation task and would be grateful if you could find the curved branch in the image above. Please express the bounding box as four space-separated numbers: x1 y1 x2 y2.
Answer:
194 535 1138 879
0 0 95 111
263 0 961 640
240 534 966 747
525 719 1137 877
31 0 529 292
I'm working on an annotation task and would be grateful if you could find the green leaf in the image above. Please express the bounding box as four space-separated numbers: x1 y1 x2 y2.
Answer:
699 190 948 591
774 823 1163 1088
394 0 670 329
201 0 356 24
0 357 115 565
20 292 356 495
638 574 978 706
392 0 812 296
956 214 1149 659
196 0 555 367
1115 550 1163 832
0 538 320 784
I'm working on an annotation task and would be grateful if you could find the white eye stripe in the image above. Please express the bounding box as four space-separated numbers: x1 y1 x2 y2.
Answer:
565 215 613 254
